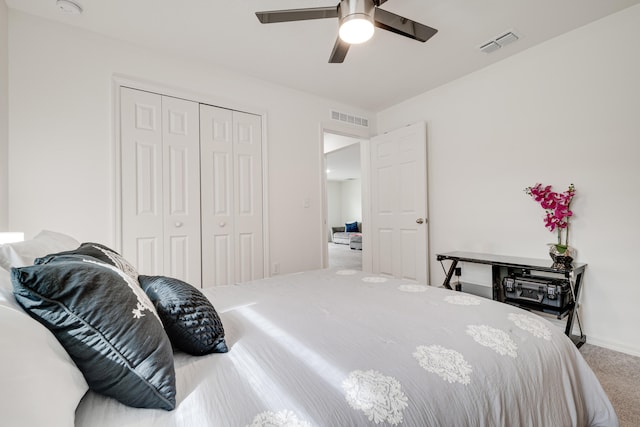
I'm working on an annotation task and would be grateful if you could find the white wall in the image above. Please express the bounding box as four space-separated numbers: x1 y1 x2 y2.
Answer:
327 180 341 241
0 2 8 230
378 4 640 356
327 179 362 231
341 179 362 225
7 10 375 275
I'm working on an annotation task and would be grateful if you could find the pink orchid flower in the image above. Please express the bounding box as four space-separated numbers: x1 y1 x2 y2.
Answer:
526 183 576 248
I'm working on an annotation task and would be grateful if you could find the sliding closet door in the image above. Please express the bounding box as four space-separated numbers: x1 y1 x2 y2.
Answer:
200 104 263 286
121 87 202 286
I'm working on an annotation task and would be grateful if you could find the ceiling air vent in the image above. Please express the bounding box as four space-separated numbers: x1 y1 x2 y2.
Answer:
496 31 519 46
330 110 369 128
479 41 501 54
479 30 520 54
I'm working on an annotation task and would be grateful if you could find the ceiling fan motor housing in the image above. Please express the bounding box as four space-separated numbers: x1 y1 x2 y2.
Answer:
340 0 375 19
339 0 375 44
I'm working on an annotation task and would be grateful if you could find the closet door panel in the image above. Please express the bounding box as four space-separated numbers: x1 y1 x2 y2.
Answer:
162 96 201 287
233 111 264 282
200 104 234 286
135 237 160 275
168 235 188 280
237 232 255 283
135 144 157 215
121 87 164 275
214 235 232 286
212 152 231 216
237 154 255 215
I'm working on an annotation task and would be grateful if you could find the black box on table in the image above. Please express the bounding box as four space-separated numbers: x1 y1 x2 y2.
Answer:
502 275 573 310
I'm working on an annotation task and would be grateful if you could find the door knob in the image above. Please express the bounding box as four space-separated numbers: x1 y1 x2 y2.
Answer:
175 221 183 228
219 222 226 227
416 218 424 224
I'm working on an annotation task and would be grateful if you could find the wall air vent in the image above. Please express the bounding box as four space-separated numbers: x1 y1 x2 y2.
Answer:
330 110 369 128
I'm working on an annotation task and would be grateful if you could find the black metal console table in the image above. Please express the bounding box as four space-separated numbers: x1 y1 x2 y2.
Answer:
436 251 587 347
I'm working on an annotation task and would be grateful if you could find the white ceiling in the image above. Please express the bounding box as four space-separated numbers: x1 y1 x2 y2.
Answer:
324 133 362 181
324 132 365 154
6 0 640 111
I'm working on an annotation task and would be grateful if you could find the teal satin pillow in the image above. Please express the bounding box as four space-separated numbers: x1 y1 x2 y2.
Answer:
139 275 228 356
11 255 176 410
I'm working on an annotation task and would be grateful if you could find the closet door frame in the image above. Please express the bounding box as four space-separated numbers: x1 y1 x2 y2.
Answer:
112 76 270 282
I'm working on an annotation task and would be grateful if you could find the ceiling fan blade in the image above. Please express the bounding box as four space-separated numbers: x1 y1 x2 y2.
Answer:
256 6 339 24
329 37 350 63
373 8 438 42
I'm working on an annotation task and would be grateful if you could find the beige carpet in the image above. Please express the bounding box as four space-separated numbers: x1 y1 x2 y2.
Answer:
580 343 640 426
328 242 362 270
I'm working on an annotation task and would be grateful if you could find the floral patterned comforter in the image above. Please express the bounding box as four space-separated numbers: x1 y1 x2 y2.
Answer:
76 268 618 427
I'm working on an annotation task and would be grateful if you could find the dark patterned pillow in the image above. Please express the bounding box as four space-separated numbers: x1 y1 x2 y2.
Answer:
139 275 228 356
11 255 176 410
36 242 138 280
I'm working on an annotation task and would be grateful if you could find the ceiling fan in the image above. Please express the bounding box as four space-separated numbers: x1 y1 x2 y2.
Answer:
255 0 438 63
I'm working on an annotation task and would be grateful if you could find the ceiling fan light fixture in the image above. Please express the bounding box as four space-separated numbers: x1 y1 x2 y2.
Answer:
339 14 374 44
338 0 375 45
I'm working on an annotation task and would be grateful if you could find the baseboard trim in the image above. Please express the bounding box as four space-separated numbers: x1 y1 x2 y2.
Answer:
583 335 640 358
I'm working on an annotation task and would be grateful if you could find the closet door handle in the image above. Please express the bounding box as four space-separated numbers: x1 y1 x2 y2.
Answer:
219 222 226 228
175 222 183 228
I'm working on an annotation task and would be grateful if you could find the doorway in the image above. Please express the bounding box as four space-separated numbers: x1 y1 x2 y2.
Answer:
323 132 364 270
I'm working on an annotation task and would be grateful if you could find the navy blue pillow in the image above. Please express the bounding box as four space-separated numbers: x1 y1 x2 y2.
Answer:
345 221 358 232
139 275 228 356
11 255 176 410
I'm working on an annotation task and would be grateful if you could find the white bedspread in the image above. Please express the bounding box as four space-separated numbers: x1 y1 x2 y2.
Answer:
75 268 617 426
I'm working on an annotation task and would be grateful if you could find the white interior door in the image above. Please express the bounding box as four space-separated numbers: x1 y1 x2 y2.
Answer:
200 105 264 286
200 104 234 286
232 111 264 283
370 122 428 282
161 96 201 286
121 88 201 285
121 87 164 275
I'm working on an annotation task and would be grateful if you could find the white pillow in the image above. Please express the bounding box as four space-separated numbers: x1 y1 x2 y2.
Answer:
0 304 89 427
0 268 20 310
0 230 80 271
0 267 10 290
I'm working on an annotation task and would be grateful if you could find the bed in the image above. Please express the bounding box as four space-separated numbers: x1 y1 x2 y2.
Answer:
0 232 618 427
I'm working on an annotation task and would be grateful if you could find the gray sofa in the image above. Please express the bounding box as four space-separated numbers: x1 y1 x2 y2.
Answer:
331 222 362 246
